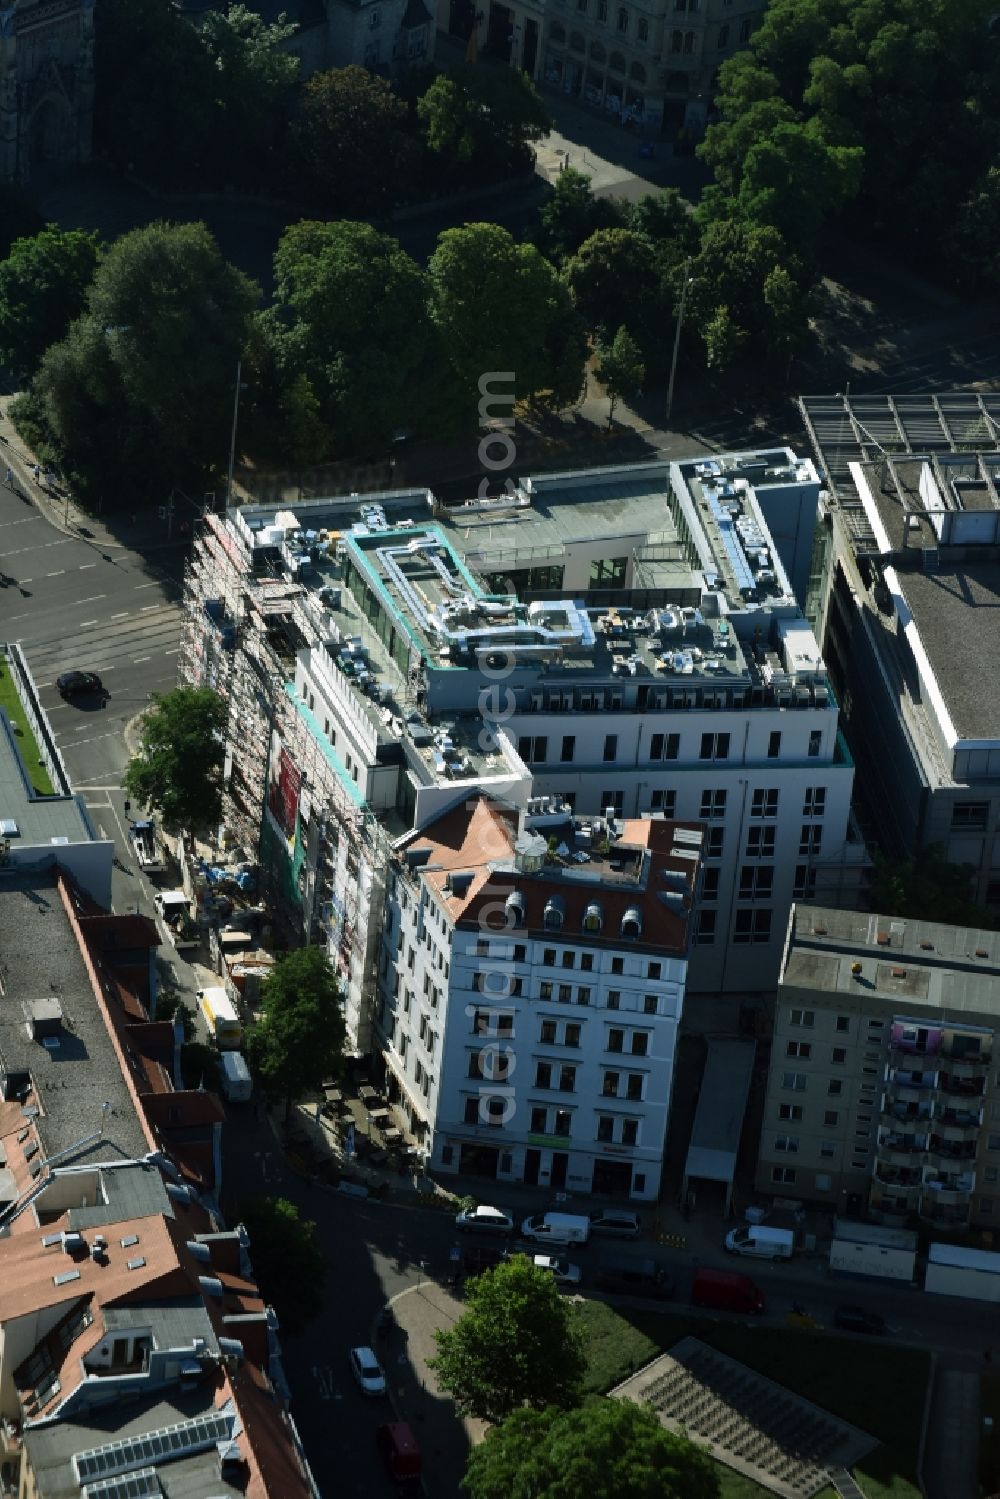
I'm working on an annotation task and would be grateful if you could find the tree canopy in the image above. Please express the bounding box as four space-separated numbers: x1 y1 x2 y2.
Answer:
260 220 446 455
239 1197 327 1334
595 325 645 426
429 223 586 411
418 64 549 178
429 1255 585 1424
533 169 623 265
246 947 347 1119
464 1401 720 1499
123 687 227 833
699 0 1000 267
869 846 995 930
292 66 412 217
12 221 258 502
0 227 101 379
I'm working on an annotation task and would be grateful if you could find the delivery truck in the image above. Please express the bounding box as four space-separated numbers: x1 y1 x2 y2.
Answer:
724 1225 795 1260
197 987 242 1049
219 1050 252 1103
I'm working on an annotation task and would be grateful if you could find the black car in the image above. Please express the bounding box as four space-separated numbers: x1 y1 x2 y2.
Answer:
57 670 104 698
594 1255 674 1301
833 1305 886 1335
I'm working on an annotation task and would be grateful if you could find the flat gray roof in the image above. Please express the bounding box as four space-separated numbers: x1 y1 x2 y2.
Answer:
22 1388 244 1499
0 714 92 847
103 1298 218 1355
0 875 148 1162
683 1039 756 1187
67 1162 174 1230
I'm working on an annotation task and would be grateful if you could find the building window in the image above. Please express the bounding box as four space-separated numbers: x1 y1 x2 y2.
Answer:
576 987 591 1006
952 802 989 830
775 1135 799 1153
648 961 661 979
530 1106 547 1133
644 995 658 1015
561 951 575 969
739 14 751 39
597 0 607 17
611 957 624 974
717 21 729 46
622 1118 639 1146
543 948 556 967
694 909 716 944
554 1109 572 1136
651 788 677 816
699 789 727 819
637 15 648 39
603 789 625 815
828 1079 843 1096
565 1022 581 1046
739 865 774 900
539 981 553 1001
597 1115 614 1142
751 788 779 818
771 1166 797 1184
617 6 629 30
631 1032 649 1056
767 730 781 758
559 984 572 1003
604 734 618 762
808 729 822 758
793 864 816 898
540 1020 557 1044
803 787 827 816
823 1110 839 1127
559 1065 577 1092
535 1062 552 1088
700 732 730 761
626 1073 644 1100
705 827 724 858
799 824 823 856
518 735 548 764
832 1047 846 1064
701 867 720 901
464 1097 479 1124
782 1072 807 1091
608 1028 624 1052
981 1198 994 1216
590 556 627 587
603 1071 619 1096
664 733 680 759
580 953 594 971
734 909 772 945
789 1009 814 1027
836 1016 850 1032
608 990 621 1008
786 1040 811 1059
561 735 576 762
778 1103 802 1121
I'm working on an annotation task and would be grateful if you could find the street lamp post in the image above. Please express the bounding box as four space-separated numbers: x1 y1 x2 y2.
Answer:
225 359 242 512
665 258 693 426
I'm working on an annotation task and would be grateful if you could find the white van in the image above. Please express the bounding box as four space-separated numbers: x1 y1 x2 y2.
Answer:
219 1051 252 1103
725 1225 795 1260
520 1212 591 1246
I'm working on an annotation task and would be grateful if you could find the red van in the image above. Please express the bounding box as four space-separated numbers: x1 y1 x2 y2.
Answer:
691 1267 765 1314
376 1422 422 1491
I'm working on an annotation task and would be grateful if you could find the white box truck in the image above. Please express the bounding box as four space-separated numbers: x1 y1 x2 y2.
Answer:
219 1051 252 1103
925 1243 1000 1303
725 1225 795 1260
520 1212 591 1246
197 987 242 1049
828 1220 917 1282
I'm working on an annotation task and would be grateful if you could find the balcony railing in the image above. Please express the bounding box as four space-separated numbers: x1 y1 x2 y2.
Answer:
873 1164 922 1189
886 1069 939 1094
919 1198 973 1227
877 1132 927 1157
936 1106 984 1130
938 1074 986 1099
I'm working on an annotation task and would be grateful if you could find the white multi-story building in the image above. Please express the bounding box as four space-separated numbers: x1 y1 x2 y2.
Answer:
379 794 699 1199
181 451 866 1063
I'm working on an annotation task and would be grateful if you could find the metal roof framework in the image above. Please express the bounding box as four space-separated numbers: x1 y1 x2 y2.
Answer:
799 392 1000 501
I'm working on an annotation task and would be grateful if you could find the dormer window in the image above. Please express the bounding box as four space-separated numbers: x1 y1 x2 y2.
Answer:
621 906 642 939
505 891 525 927
583 902 603 933
544 895 565 931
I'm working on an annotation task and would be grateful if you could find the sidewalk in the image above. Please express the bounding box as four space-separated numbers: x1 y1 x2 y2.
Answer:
381 1278 486 1498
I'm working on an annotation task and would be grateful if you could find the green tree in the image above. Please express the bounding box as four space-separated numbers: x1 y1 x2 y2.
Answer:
157 990 195 1041
735 120 863 253
869 846 994 930
0 185 43 260
702 304 747 371
246 947 347 1120
18 221 258 502
428 223 586 412
123 687 227 833
464 1401 720 1499
623 189 697 261
292 66 411 216
239 1197 327 1334
688 217 806 368
429 1255 585 1424
196 3 299 173
564 228 662 343
418 64 549 177
534 168 623 264
180 1040 219 1091
0 227 101 378
595 325 645 426
262 220 446 454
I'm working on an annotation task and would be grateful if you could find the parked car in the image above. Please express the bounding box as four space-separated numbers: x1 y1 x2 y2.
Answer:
349 1345 387 1396
834 1305 886 1335
691 1267 765 1314
57 670 104 699
588 1209 641 1239
376 1422 422 1492
455 1205 515 1236
594 1254 674 1301
532 1253 583 1287
520 1212 590 1246
462 1243 508 1274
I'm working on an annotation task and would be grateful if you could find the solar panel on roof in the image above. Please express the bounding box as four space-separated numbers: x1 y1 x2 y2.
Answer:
83 1467 161 1499
73 1413 233 1485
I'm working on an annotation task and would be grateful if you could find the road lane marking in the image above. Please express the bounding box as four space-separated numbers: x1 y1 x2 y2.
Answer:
111 611 129 620
76 594 107 604
47 570 65 577
134 655 151 662
134 582 158 590
140 604 160 612
165 648 179 655
80 620 98 628
79 562 97 569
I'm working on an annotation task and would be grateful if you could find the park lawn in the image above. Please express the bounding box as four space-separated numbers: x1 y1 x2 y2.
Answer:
573 1300 925 1499
0 659 54 796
